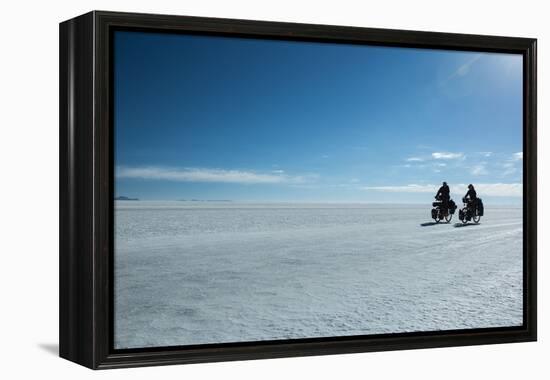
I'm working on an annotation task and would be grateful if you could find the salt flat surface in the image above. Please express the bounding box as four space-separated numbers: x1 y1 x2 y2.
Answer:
114 202 523 349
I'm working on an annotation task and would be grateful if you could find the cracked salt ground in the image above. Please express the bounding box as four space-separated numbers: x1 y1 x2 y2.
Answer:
114 202 522 349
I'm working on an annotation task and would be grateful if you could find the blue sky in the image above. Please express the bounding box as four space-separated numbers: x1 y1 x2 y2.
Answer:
114 31 523 204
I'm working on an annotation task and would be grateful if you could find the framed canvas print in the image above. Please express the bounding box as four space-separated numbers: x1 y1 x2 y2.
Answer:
59 11 536 369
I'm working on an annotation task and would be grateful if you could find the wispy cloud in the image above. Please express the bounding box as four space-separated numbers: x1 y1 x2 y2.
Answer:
446 54 482 82
471 163 489 176
432 152 464 160
406 157 424 162
500 152 523 176
502 162 516 176
116 166 313 184
456 54 482 76
363 183 522 197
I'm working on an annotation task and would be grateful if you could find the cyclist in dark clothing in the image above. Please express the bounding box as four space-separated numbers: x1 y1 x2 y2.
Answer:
463 184 477 213
435 181 450 207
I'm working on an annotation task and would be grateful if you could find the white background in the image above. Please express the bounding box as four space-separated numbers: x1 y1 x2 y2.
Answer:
0 0 547 378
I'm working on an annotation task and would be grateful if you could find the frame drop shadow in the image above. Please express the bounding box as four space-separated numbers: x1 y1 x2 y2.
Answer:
38 343 59 356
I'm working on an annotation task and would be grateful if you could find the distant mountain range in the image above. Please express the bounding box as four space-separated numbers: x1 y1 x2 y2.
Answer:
178 199 232 202
114 196 234 202
115 196 139 201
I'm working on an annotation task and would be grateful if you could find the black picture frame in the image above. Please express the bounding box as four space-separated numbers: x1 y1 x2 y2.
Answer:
59 10 537 369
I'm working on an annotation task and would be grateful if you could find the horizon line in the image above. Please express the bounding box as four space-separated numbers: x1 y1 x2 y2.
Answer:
114 199 523 206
